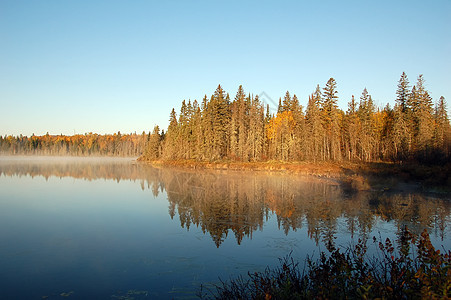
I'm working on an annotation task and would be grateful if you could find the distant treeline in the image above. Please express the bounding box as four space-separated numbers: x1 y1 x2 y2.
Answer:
142 73 451 164
0 132 147 157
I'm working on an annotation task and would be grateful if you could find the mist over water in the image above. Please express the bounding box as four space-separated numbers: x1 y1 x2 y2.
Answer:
0 157 449 299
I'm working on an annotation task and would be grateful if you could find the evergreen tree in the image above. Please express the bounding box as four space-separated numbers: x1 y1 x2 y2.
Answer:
391 104 411 161
282 91 291 112
357 88 376 161
144 125 161 160
162 108 179 159
412 75 434 157
305 85 324 161
178 100 190 159
247 95 265 161
238 87 249 160
345 95 360 160
396 72 410 113
191 101 203 160
322 78 341 160
208 85 231 160
291 94 305 160
434 96 451 158
277 97 283 114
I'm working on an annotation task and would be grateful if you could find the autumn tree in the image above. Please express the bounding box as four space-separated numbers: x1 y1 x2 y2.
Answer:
266 110 296 161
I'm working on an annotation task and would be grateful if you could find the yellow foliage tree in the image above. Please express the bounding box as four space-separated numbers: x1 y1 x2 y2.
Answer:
266 111 296 160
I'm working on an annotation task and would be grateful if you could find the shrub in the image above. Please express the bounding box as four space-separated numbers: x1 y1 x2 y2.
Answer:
203 227 450 299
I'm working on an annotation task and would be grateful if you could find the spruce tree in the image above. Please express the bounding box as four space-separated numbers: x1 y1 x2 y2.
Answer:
162 108 179 159
209 85 231 160
144 125 161 160
248 95 265 161
322 78 340 160
414 75 434 156
396 72 410 113
345 95 359 160
305 85 324 161
434 96 451 158
358 88 376 161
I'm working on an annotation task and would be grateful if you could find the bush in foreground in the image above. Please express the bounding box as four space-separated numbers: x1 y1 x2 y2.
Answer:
202 228 450 299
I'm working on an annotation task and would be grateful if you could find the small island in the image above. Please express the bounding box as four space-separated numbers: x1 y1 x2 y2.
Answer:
139 74 450 190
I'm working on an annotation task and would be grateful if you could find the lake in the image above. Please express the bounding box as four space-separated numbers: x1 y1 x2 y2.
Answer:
0 157 449 299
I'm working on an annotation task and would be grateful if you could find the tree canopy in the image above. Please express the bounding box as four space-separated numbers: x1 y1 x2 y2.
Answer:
140 73 450 164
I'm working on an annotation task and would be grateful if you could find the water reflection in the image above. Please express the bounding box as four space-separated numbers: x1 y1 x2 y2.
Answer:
158 169 450 249
1 157 449 249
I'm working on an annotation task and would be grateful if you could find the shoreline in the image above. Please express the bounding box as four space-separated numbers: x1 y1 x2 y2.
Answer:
140 159 451 193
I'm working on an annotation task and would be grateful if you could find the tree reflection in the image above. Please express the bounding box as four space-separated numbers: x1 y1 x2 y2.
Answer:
157 169 450 248
1 159 449 248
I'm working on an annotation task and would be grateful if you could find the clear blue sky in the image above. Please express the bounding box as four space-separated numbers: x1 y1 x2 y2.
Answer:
1 0 450 136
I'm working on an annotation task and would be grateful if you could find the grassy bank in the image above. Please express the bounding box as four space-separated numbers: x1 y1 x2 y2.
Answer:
200 228 450 299
139 159 451 192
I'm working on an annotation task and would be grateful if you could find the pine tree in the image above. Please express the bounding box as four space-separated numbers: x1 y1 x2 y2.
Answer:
282 91 291 112
277 97 283 114
178 100 190 159
208 85 231 160
357 88 376 161
396 72 410 113
291 94 305 160
391 104 410 161
305 85 324 161
247 95 265 161
345 95 359 160
230 96 239 159
393 72 412 157
191 100 203 160
200 95 211 160
434 96 451 158
322 78 341 160
162 108 179 159
380 104 394 160
413 75 434 157
237 87 249 160
144 125 161 160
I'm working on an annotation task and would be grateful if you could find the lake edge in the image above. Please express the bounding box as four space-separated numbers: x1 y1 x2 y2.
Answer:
141 159 451 193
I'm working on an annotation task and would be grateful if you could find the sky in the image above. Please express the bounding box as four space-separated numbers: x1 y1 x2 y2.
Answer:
1 0 450 136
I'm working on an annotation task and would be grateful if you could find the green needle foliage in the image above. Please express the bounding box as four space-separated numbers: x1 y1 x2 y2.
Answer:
138 73 450 164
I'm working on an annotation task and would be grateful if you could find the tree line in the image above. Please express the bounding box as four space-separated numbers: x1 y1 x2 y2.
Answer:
0 132 148 157
143 72 451 164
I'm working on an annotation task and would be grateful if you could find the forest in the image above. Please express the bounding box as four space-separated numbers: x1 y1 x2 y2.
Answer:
0 132 147 156
1 72 450 163
142 72 451 164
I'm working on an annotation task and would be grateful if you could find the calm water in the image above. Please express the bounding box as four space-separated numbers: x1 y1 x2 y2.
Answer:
0 157 450 299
